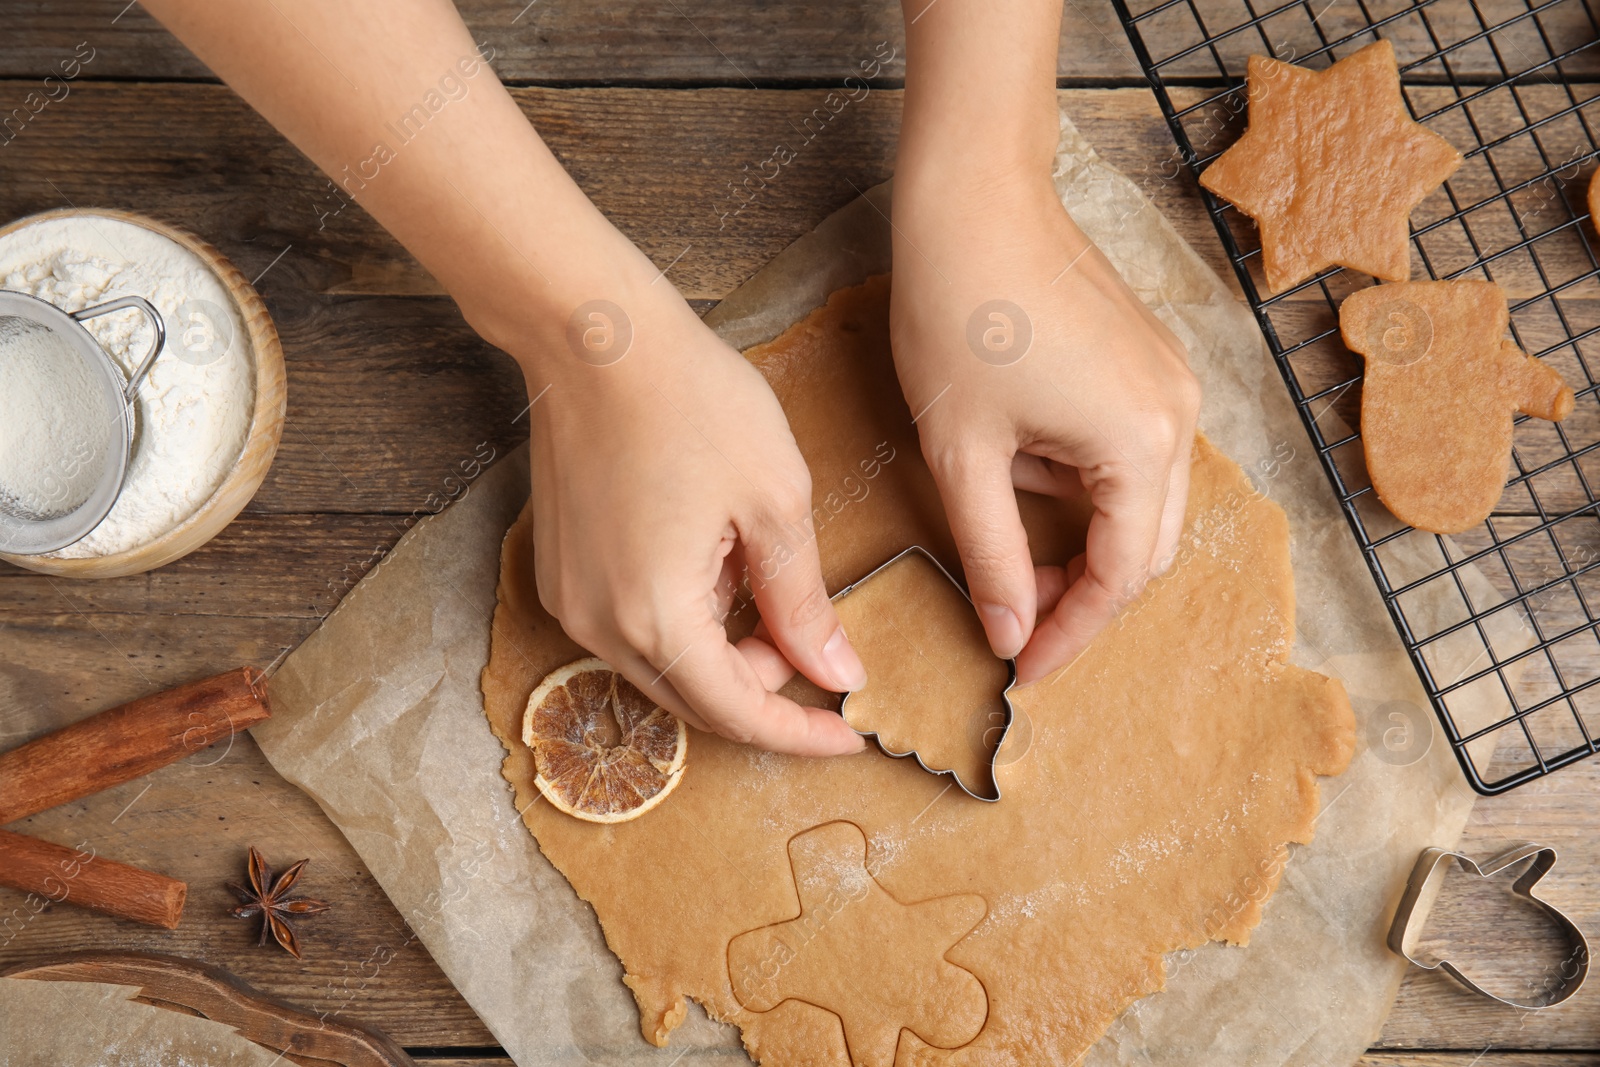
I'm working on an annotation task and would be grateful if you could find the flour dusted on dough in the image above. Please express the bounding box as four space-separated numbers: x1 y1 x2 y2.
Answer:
481 277 1355 1066
0 215 254 556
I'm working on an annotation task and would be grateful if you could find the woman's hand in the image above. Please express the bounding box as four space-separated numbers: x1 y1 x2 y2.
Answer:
890 173 1200 684
491 251 868 756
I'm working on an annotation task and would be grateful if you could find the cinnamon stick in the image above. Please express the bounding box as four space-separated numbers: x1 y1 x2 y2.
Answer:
0 667 270 825
0 829 186 929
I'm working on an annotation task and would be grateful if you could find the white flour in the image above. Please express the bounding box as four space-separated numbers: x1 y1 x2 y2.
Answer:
0 215 254 556
0 315 114 520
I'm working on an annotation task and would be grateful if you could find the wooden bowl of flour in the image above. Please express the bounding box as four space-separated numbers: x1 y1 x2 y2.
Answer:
0 209 286 578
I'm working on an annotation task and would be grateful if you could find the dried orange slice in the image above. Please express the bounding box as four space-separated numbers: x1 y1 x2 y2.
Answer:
522 657 687 823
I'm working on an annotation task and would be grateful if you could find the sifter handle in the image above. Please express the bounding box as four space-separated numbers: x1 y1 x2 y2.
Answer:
72 295 167 402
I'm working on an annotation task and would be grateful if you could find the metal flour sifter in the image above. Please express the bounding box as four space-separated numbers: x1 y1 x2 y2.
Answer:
0 289 166 554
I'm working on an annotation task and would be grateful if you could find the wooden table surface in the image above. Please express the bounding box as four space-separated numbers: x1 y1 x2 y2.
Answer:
0 2 1595 1064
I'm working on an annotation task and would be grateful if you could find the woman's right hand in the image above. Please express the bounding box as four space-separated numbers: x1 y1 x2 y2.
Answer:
473 249 868 757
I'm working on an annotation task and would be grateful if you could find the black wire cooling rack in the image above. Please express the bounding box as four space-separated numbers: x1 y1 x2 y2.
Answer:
1111 0 1600 793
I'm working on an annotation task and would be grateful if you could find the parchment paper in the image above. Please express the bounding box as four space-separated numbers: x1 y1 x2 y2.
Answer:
0 976 285 1067
253 111 1528 1066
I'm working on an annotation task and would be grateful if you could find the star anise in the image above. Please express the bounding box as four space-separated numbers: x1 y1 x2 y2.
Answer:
227 845 330 958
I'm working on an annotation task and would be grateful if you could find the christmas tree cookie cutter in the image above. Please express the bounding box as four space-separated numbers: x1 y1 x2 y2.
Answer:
831 546 1016 803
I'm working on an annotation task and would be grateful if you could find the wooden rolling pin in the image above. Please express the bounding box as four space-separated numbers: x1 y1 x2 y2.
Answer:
0 830 187 929
0 667 270 824
0 667 270 928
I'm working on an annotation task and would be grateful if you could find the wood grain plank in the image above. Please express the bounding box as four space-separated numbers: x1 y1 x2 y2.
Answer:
0 0 1141 84
0 82 1225 336
4 0 1596 84
5 85 1592 529
0 85 1212 516
0 514 428 617
0 84 905 302
239 294 528 515
10 82 1598 308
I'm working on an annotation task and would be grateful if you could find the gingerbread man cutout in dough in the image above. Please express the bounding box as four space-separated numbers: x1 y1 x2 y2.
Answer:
727 821 988 1067
1340 278 1574 534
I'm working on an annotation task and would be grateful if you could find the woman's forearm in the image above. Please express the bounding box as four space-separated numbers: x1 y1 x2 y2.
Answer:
896 0 1063 202
140 0 655 363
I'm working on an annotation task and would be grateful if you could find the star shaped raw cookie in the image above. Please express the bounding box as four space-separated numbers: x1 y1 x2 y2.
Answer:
1201 39 1462 293
727 821 988 1067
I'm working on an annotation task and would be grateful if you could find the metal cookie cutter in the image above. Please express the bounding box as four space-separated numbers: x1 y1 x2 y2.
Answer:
831 545 1017 803
1388 842 1589 1010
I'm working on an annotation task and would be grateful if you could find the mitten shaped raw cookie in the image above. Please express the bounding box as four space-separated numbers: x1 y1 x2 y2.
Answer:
1340 279 1574 534
1201 39 1462 294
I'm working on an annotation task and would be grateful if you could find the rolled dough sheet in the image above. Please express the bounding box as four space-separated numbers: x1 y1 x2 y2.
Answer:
480 275 1356 1065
